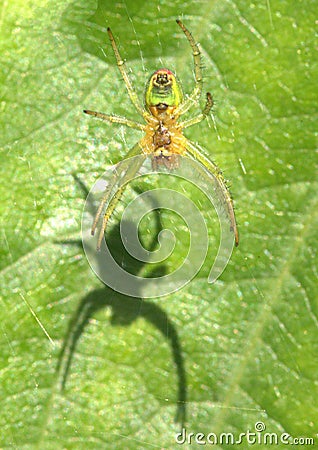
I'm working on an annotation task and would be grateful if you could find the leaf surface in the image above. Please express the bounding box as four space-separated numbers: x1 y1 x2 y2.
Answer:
1 0 317 448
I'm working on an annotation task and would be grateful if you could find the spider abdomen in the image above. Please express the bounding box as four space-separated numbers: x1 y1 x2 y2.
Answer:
153 122 171 149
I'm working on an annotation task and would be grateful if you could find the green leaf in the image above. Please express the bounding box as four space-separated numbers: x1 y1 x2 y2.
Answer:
1 0 317 449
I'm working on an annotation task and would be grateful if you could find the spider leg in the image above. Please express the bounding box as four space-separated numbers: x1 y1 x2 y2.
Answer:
185 140 239 246
179 92 213 129
107 27 149 120
91 143 142 237
83 110 146 131
96 153 146 250
96 184 126 250
175 20 203 116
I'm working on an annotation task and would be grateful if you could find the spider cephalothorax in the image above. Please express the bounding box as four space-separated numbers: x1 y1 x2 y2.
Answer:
145 69 183 112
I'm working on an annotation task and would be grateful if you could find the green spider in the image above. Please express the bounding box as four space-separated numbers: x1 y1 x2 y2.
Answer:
84 19 239 250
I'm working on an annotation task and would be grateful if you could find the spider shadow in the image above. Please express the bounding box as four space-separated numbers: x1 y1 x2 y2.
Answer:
56 174 187 426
